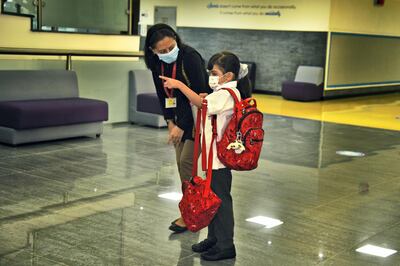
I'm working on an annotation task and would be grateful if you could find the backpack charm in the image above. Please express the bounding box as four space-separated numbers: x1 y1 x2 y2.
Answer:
227 132 246 154
227 139 246 154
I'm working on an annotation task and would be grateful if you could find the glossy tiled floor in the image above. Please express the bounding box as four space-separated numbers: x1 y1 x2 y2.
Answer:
255 92 400 131
0 115 399 266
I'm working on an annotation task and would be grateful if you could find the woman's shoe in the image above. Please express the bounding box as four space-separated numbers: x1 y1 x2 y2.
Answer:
169 220 187 233
191 239 217 253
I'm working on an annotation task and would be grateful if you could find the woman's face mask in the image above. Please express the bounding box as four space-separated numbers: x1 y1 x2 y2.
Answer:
152 37 179 64
157 44 179 64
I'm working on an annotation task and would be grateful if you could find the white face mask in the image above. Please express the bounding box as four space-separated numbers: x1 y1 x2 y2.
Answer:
208 75 220 89
157 44 179 64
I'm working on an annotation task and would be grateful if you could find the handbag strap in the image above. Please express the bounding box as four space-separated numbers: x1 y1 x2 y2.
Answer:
204 113 217 197
201 100 207 171
191 99 209 176
191 106 202 177
202 99 217 197
191 99 217 197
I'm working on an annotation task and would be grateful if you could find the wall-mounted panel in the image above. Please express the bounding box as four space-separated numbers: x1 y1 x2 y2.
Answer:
327 33 400 90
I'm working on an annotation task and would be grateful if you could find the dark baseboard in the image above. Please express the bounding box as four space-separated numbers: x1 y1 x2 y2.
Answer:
253 89 400 100
253 90 282 96
323 90 400 100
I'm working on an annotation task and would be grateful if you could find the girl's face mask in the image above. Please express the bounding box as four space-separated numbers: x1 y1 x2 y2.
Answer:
208 65 228 90
208 75 220 89
208 74 230 90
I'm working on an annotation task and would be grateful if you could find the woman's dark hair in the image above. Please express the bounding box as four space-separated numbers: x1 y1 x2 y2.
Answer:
207 51 252 99
144 24 183 72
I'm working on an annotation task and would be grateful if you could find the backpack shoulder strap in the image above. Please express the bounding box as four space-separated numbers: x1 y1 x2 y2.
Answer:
222 88 240 104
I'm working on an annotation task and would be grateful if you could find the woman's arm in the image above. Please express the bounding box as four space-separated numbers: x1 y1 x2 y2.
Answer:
159 76 203 108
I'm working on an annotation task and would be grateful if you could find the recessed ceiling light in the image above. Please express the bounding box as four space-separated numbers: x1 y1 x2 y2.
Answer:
356 244 397 258
246 216 283 228
336 151 365 157
158 192 182 201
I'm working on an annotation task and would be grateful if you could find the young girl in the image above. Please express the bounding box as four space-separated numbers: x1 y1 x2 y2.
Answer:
160 51 251 261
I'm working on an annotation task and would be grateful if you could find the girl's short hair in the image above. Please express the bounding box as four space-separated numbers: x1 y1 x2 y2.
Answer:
144 24 184 72
207 51 252 99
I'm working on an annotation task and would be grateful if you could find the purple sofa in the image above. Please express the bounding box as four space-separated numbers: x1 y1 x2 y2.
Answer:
0 70 108 145
282 66 324 102
129 70 166 128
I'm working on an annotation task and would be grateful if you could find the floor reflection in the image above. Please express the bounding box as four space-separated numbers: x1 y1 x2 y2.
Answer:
0 116 399 265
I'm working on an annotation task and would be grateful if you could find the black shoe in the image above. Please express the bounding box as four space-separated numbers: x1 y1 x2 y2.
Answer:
169 220 187 233
201 246 236 261
191 239 217 253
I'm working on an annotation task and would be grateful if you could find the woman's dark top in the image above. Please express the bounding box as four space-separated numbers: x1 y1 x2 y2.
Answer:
152 45 211 142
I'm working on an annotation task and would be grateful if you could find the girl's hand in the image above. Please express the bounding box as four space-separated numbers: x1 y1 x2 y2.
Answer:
159 76 183 90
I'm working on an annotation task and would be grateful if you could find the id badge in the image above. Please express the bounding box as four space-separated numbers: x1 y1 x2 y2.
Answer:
165 97 177 108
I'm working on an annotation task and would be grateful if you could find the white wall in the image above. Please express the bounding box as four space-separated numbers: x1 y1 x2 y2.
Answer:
330 0 400 37
140 0 330 32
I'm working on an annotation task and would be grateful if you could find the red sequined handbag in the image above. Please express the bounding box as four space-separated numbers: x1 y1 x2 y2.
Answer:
179 100 221 232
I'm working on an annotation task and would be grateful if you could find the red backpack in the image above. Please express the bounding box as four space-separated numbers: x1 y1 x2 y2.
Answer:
214 88 264 171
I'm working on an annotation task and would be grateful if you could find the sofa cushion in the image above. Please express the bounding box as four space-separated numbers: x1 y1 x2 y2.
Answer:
295 66 324 86
282 81 323 102
0 70 79 101
0 98 108 130
136 93 163 115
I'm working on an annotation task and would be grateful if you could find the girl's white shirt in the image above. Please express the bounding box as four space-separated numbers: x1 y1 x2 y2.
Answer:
202 81 241 170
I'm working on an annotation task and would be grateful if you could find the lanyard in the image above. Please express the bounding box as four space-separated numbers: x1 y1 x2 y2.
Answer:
161 63 177 98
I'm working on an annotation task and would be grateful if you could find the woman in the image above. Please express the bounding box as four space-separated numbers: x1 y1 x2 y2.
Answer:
144 23 211 233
